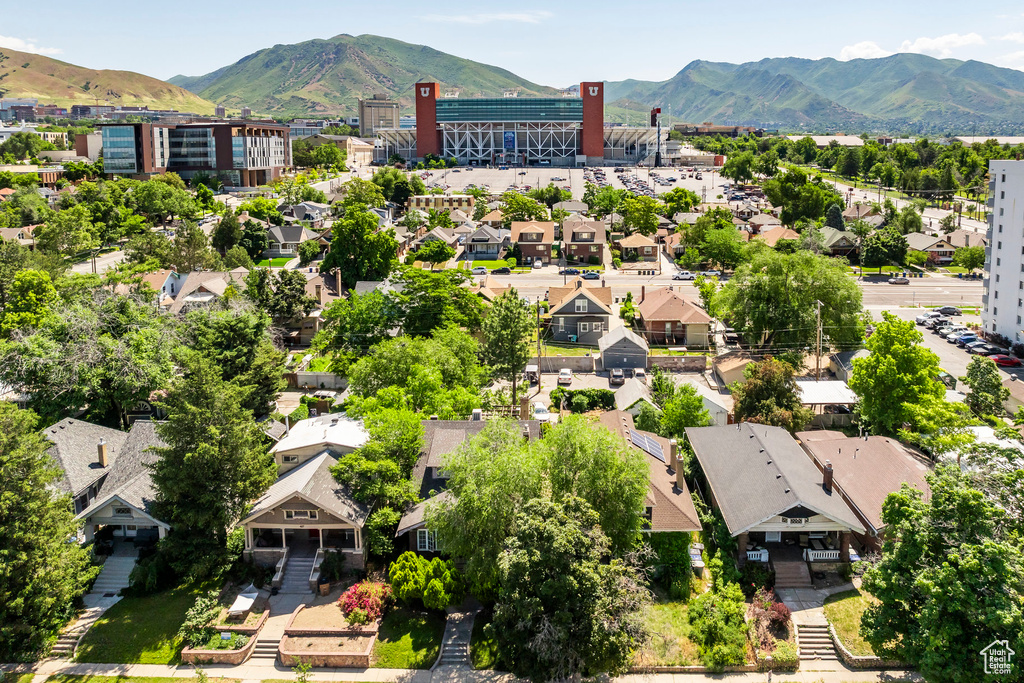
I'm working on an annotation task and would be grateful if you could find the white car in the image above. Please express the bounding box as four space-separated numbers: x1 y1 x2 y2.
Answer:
673 270 696 280
532 402 555 423
634 368 647 384
471 266 488 275
557 368 573 385
916 311 942 325
701 270 722 278
533 260 543 269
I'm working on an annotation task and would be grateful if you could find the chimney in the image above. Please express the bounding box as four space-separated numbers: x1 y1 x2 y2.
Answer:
576 279 582 290
823 459 834 494
97 438 108 467
471 408 483 421
675 447 686 490
641 285 645 303
285 416 290 434
315 283 323 304
520 396 531 420
669 438 678 471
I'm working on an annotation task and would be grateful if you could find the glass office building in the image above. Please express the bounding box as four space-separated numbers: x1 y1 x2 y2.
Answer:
435 98 583 123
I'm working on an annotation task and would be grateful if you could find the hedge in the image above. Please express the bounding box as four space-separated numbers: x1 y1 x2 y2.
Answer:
547 387 615 413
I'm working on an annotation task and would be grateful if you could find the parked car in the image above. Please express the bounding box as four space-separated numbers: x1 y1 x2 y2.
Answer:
557 368 573 385
491 267 511 274
634 368 647 384
823 404 852 414
582 271 601 280
916 311 942 325
560 268 580 275
532 401 555 423
944 329 969 343
969 343 1002 355
926 316 950 329
723 328 740 345
888 277 910 285
936 306 962 316
673 270 696 280
954 333 979 347
992 354 1023 367
533 260 543 269
471 266 488 274
701 270 722 278
610 368 626 385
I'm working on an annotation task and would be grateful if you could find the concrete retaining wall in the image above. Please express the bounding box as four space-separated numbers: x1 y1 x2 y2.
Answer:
532 356 597 373
285 372 347 390
649 356 709 372
180 611 267 665
278 634 375 668
829 623 905 669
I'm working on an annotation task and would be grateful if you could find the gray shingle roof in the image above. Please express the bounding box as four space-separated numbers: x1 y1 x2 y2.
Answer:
598 325 649 353
43 418 128 496
243 452 369 526
685 423 865 535
79 421 166 520
614 378 655 411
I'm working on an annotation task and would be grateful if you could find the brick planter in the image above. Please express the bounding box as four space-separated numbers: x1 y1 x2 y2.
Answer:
278 634 376 668
283 604 380 637
180 611 268 665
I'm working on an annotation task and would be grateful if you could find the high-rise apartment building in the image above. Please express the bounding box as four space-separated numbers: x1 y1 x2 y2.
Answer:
99 121 291 187
982 160 1024 341
215 106 226 118
358 95 399 137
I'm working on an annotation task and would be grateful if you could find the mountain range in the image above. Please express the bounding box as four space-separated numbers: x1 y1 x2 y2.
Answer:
6 33 1024 134
0 47 214 114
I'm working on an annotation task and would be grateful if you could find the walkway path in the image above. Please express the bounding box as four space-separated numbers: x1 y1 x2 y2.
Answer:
432 602 479 674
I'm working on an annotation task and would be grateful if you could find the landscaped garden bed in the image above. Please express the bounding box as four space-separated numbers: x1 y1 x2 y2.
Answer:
180 585 270 665
280 580 390 667
279 635 375 667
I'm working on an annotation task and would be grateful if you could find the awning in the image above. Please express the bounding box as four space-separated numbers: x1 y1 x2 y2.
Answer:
227 583 259 616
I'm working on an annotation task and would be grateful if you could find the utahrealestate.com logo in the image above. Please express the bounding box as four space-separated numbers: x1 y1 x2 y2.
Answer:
981 639 1015 676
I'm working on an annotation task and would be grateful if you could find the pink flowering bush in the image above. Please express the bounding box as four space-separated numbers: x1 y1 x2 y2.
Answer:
338 580 392 621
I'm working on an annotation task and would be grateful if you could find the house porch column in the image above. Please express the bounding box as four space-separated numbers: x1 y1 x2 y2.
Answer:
736 531 749 566
281 527 286 549
840 531 851 562
158 526 167 540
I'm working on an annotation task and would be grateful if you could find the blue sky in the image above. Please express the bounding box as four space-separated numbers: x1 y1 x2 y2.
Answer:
4 0 1024 84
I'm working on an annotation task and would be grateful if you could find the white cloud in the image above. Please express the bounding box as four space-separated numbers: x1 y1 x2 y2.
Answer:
898 32 985 58
0 34 61 56
839 41 893 60
996 32 1024 43
421 11 553 25
993 50 1024 70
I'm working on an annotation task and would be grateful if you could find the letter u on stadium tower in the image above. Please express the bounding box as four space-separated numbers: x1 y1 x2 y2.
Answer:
580 82 604 162
415 82 441 158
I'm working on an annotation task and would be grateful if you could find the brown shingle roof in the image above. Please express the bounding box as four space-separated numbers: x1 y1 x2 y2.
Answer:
755 226 801 247
618 233 657 248
637 287 712 324
548 278 613 311
510 221 555 243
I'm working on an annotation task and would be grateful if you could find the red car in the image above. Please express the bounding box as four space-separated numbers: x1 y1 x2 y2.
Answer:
991 354 1022 367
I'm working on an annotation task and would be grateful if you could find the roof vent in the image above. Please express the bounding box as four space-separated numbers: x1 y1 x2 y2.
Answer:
784 488 791 493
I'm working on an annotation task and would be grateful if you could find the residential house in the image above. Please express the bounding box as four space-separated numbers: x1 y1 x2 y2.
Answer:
166 269 249 315
842 203 877 222
469 275 511 303
282 271 341 346
478 209 503 228
599 411 702 534
797 430 931 548
676 378 731 426
396 417 541 555
113 269 183 309
510 221 555 266
0 225 35 249
947 228 987 249
614 378 656 416
265 225 321 259
464 225 510 259
43 418 169 544
662 233 685 259
564 220 607 265
820 226 858 258
754 226 801 248
686 423 866 570
598 325 649 370
279 202 330 229
1002 376 1024 415
748 213 783 233
243 414 370 570
0 187 15 202
448 209 472 225
413 226 457 251
636 287 713 347
906 233 956 264
713 352 753 387
407 195 476 212
617 233 659 262
547 278 613 345
734 202 760 221
829 349 869 382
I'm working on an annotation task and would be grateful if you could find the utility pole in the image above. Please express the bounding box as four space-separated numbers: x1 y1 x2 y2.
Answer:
815 300 823 381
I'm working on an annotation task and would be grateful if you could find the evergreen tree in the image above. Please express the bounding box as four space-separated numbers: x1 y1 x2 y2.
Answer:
481 288 535 405
0 404 97 660
824 203 845 230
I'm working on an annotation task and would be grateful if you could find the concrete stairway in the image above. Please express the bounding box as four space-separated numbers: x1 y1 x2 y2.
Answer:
278 554 315 594
434 610 476 669
90 556 136 596
798 623 837 661
774 560 813 589
251 638 279 662
50 628 85 658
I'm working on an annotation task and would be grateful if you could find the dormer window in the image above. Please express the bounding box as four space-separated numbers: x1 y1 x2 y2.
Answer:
284 510 318 520
575 299 588 313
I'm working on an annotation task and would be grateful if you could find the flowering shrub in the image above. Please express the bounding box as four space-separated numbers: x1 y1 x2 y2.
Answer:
338 580 392 621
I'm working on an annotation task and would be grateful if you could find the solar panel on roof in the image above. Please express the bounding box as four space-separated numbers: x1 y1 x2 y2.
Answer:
630 429 666 463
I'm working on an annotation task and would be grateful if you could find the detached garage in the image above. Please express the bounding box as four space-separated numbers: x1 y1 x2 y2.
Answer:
599 326 649 370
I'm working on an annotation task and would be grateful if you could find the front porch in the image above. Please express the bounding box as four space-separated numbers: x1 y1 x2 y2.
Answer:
738 530 861 565
244 525 365 572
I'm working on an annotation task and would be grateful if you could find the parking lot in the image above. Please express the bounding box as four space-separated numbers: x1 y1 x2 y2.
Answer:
417 163 724 203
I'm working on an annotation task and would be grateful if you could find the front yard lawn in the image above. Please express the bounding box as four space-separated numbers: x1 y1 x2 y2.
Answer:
306 357 331 372
75 581 216 664
2 675 33 683
634 597 699 667
256 258 291 268
823 588 878 657
465 259 507 270
540 342 598 357
370 607 446 669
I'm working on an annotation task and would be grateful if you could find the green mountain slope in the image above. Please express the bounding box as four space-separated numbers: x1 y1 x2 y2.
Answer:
0 47 215 114
169 34 559 117
606 54 1024 132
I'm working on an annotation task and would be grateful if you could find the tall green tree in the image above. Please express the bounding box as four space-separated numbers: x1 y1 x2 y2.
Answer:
961 356 1010 417
0 269 57 335
951 245 985 273
661 186 700 217
35 205 97 255
720 151 756 184
526 183 571 209
500 192 548 227
169 221 220 272
494 496 650 682
861 467 1023 683
151 353 277 576
849 311 945 434
314 290 398 359
238 219 270 261
481 288 534 406
714 250 864 351
731 357 813 433
660 383 713 438
321 204 397 289
0 404 97 661
620 195 663 236
414 240 455 270
211 211 242 253
860 227 908 273
393 267 483 334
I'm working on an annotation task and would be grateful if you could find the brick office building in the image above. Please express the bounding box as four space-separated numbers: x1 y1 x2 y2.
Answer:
99 121 290 187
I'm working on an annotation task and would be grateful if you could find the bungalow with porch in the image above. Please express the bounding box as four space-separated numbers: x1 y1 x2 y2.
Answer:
686 423 865 582
754 226 801 248
748 213 783 234
43 418 169 547
510 221 554 266
265 225 321 259
617 233 659 262
906 233 956 264
797 430 931 549
547 278 614 345
396 416 542 555
464 225 510 259
244 414 370 572
279 202 330 229
820 226 858 258
636 287 712 347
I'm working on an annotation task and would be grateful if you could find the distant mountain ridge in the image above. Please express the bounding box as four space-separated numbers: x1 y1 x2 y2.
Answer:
0 47 214 114
169 34 560 118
